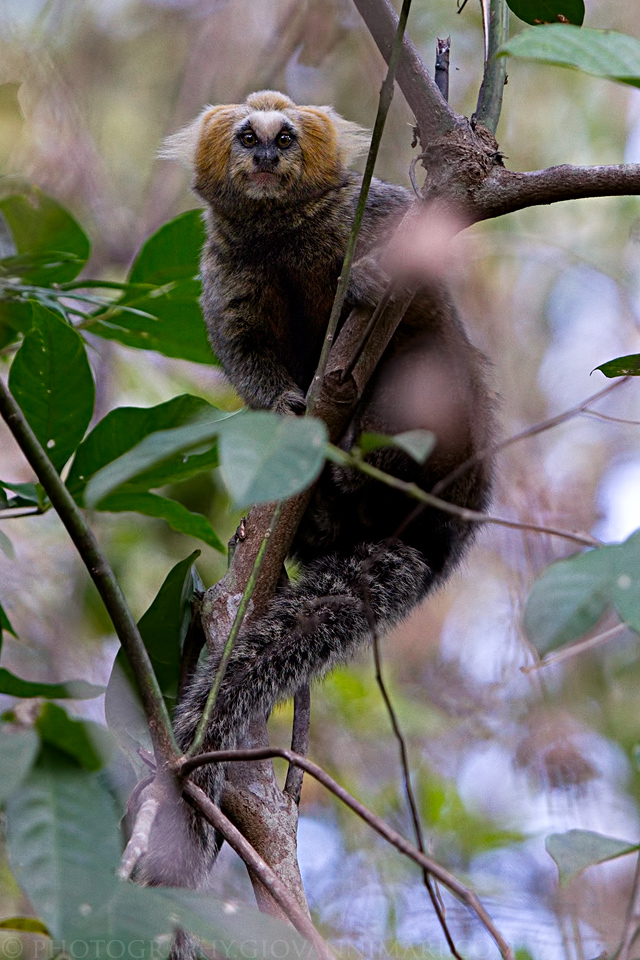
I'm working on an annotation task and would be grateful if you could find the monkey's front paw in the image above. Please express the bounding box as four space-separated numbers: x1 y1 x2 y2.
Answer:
274 389 307 416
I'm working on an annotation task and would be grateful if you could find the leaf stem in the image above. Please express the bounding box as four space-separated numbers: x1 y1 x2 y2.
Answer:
0 377 177 759
186 501 283 757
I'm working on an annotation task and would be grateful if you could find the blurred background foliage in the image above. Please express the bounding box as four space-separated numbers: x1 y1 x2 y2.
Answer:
1 0 640 957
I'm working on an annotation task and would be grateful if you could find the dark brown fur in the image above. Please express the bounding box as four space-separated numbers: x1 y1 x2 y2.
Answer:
141 91 493 886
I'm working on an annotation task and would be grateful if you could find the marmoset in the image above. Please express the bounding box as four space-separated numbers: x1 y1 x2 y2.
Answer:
142 90 493 886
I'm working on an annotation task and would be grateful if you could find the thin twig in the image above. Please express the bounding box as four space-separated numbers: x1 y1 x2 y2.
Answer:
618 851 640 960
118 795 160 881
283 684 311 804
183 781 333 959
180 747 514 960
371 621 461 958
306 0 414 412
327 445 601 547
187 502 283 757
432 377 630 497
521 623 629 674
0 377 176 759
474 0 509 134
583 409 640 426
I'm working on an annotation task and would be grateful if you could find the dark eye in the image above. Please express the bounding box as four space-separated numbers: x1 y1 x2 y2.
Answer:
276 131 293 148
240 130 257 147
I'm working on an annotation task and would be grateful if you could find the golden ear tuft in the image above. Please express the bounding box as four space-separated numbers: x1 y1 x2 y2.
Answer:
245 90 295 112
296 105 369 186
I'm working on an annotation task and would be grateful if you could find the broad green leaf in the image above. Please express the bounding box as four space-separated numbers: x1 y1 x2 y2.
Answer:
0 669 103 699
8 305 95 473
4 747 122 940
0 918 49 934
360 429 435 464
128 209 205 286
505 0 584 26
613 529 640 634
0 600 17 638
35 703 111 771
546 829 639 886
89 281 215 365
220 411 328 507
84 408 238 506
0 190 90 284
501 25 640 88
106 552 202 734
67 394 220 502
99 491 224 552
0 727 39 802
524 545 616 654
595 354 640 378
137 551 201 702
0 480 42 508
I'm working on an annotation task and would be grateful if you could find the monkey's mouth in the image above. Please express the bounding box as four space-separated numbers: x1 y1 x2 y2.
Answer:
249 171 281 187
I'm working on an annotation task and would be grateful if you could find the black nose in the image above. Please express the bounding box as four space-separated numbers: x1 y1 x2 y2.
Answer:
253 143 279 170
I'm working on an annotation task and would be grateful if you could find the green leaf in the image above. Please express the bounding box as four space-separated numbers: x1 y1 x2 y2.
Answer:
546 829 639 886
8 305 95 473
220 411 328 507
128 209 205 286
524 545 616 654
0 529 14 559
1 600 17 638
0 917 49 934
4 747 122 940
613 529 640 635
35 703 111 771
99 491 224 552
594 354 640 378
505 0 584 26
501 25 640 88
0 480 42 508
84 408 238 507
90 281 215 364
360 429 435 464
67 394 220 502
0 190 90 284
0 670 103 699
0 727 40 802
105 552 202 742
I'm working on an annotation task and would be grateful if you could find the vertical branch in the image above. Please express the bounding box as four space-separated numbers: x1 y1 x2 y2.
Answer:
435 37 451 102
284 684 311 803
474 0 509 133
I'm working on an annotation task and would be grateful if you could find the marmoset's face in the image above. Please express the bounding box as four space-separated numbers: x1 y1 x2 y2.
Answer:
227 109 304 199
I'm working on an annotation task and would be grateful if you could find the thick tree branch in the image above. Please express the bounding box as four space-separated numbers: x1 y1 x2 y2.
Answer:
352 0 462 144
471 163 640 221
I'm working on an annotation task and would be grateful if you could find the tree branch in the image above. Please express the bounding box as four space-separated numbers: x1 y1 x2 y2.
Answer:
183 780 334 960
181 747 514 960
474 0 509 134
0 378 176 761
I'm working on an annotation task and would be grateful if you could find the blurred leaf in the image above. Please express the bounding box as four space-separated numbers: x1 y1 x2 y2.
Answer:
84 408 238 506
546 829 639 886
0 726 39 802
613 529 640 634
0 480 42 508
220 411 328 507
0 917 49 934
595 354 640 377
4 747 122 941
501 25 640 88
128 209 205 286
89 282 214 364
0 600 17 637
524 545 616 654
99 491 224 552
0 190 90 284
360 429 435 464
8 305 95 473
0 300 35 351
0 670 103 699
35 703 111 771
0 529 14 558
67 394 220 502
505 0 584 26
